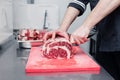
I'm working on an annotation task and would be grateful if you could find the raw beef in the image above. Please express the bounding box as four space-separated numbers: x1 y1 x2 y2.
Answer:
42 38 75 59
18 29 46 41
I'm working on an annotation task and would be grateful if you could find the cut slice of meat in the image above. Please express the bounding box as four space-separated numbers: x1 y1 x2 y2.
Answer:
42 38 74 59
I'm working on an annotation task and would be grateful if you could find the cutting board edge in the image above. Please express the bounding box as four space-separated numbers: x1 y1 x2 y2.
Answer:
25 66 100 73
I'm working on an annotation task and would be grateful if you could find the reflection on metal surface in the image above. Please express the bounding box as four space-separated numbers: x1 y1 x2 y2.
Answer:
17 48 30 57
0 35 14 54
16 48 30 64
26 71 100 76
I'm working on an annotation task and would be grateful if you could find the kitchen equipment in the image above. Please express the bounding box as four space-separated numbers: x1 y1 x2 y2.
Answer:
18 40 43 48
43 10 48 29
17 29 47 48
25 46 100 73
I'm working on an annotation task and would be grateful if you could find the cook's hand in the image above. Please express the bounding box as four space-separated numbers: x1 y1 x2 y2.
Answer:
43 29 69 41
70 27 90 44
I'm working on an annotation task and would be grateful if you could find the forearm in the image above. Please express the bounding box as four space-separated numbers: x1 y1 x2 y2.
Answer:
80 0 120 30
59 7 80 32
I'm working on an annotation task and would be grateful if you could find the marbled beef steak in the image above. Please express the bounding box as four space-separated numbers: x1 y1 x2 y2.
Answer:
42 38 76 59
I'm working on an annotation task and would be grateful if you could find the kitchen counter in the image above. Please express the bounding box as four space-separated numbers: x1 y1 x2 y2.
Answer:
0 39 115 80
0 34 13 50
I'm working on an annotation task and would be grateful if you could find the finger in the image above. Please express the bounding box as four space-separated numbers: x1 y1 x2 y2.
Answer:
51 31 56 40
70 35 77 44
80 37 89 44
43 32 52 41
74 36 81 44
76 37 85 44
83 37 88 42
43 33 48 41
79 39 85 44
70 35 75 44
57 32 69 40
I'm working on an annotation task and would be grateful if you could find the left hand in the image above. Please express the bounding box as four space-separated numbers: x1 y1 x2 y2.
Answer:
43 29 69 41
70 26 91 44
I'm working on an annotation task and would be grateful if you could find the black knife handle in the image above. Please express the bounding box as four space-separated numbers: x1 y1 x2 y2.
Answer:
87 29 97 38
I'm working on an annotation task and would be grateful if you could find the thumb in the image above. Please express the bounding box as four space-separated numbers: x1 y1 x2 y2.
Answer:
70 35 75 44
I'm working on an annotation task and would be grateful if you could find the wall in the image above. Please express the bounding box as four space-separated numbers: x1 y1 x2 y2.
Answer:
0 0 13 45
0 0 13 34
13 4 59 30
34 0 90 33
13 0 90 32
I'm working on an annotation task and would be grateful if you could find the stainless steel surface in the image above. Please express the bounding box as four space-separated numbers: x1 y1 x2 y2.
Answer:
0 40 115 80
19 42 31 48
18 40 42 48
0 34 14 50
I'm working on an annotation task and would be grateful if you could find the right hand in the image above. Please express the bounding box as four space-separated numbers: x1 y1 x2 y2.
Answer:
70 26 90 45
43 29 69 41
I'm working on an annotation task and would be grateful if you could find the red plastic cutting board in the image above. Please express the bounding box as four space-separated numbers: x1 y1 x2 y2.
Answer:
25 47 100 73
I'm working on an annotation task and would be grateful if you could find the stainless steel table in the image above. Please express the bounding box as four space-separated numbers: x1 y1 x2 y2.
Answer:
0 40 115 80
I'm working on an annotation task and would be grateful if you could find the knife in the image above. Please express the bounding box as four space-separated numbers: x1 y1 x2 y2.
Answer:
87 29 97 38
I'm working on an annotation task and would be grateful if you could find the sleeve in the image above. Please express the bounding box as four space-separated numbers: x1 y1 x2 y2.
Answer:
68 0 89 16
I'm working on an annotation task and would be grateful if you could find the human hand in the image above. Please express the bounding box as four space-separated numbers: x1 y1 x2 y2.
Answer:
43 28 69 41
70 26 91 45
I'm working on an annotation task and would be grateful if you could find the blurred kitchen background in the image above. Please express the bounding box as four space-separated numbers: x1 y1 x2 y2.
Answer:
0 0 92 53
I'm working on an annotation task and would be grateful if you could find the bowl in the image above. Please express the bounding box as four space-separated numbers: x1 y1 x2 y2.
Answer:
18 40 43 48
